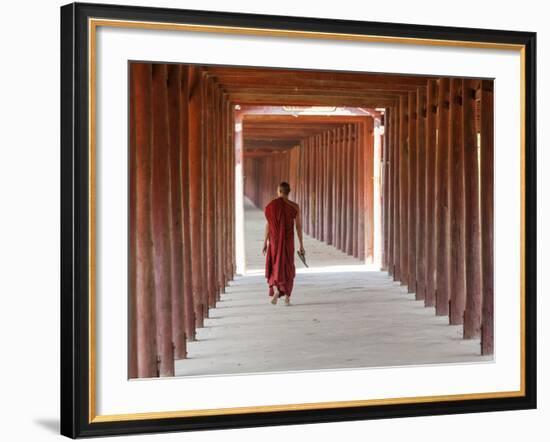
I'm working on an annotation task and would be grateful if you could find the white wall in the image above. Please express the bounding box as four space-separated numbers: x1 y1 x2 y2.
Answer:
0 0 546 440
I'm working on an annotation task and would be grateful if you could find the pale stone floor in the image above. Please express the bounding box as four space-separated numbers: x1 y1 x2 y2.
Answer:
175 198 492 377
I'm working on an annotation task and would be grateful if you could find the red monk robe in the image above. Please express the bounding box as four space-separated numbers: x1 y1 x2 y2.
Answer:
264 197 299 298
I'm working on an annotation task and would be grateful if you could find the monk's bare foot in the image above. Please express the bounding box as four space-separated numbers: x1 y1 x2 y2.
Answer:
284 295 290 306
270 291 280 305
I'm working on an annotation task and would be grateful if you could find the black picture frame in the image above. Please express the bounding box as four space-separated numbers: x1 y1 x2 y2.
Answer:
60 2 537 438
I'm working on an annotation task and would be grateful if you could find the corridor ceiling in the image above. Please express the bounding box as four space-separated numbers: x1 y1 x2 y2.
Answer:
202 65 433 156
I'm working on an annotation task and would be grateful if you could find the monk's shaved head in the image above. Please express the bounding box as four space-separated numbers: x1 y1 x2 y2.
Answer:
278 182 291 196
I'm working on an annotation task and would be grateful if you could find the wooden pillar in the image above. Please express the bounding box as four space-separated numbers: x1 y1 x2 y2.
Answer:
449 78 467 325
425 80 438 307
214 87 224 299
392 103 401 280
435 77 451 316
317 136 322 240
231 103 236 278
357 121 366 261
205 80 217 310
309 138 314 235
335 127 343 250
166 65 187 359
407 91 417 293
179 66 196 341
187 66 205 329
200 77 209 318
226 100 233 280
399 95 409 286
129 64 138 379
382 108 390 271
315 134 325 241
316 138 321 238
346 124 354 255
304 138 311 235
480 80 494 354
365 118 375 263
325 131 333 245
219 97 228 290
387 107 394 275
352 125 359 258
322 133 327 243
416 87 427 300
130 63 157 378
151 64 174 376
331 129 338 247
230 102 236 278
463 79 483 338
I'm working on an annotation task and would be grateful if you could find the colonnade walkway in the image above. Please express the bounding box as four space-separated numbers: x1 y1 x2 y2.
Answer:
175 198 490 377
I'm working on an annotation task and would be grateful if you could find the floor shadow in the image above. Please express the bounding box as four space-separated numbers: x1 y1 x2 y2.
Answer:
34 418 59 434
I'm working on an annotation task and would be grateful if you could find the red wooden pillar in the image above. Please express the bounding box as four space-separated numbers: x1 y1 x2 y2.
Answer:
365 118 375 263
357 121 366 261
338 128 344 251
304 138 310 235
389 107 395 270
425 80 438 307
346 124 354 255
219 98 228 290
480 80 494 355
463 79 483 338
226 101 232 281
399 94 409 286
314 135 320 239
188 66 205 329
151 64 174 376
130 63 157 378
345 124 353 254
435 77 451 316
323 131 330 244
352 125 359 258
205 80 217 310
308 138 314 235
335 127 343 250
214 87 224 299
321 133 326 243
416 87 427 300
315 135 320 240
314 136 319 238
317 135 322 240
382 108 390 271
330 130 337 247
408 91 418 293
449 78 467 325
129 64 138 378
230 102 236 278
200 77 209 318
166 65 187 359
392 103 401 280
326 131 331 243
179 66 196 341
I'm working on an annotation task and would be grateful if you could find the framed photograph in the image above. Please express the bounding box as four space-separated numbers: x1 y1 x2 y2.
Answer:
60 1 537 438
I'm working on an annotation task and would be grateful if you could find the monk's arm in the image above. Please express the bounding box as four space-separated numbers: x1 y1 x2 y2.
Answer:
295 207 305 254
262 221 269 255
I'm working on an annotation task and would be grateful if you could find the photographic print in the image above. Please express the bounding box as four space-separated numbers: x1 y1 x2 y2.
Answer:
60 2 536 437
128 63 495 379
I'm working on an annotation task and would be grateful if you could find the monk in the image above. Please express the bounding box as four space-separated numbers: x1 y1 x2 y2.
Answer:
262 182 305 306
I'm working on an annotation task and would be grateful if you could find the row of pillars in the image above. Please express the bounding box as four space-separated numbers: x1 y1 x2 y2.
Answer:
381 78 494 354
244 118 376 262
129 63 236 378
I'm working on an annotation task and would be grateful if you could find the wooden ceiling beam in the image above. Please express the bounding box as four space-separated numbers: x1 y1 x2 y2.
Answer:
230 94 397 107
204 66 430 86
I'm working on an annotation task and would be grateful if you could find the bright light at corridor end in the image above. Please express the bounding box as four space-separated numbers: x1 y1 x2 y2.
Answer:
282 106 337 114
